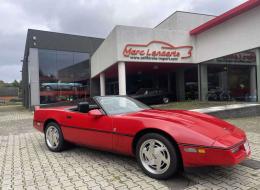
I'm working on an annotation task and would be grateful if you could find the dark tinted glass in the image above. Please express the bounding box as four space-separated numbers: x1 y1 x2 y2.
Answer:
205 50 257 102
39 49 57 82
38 49 90 104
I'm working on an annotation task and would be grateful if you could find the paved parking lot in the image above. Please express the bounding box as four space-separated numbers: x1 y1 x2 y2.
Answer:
0 106 260 190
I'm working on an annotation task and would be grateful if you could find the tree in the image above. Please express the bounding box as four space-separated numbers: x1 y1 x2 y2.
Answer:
12 80 20 88
0 80 4 87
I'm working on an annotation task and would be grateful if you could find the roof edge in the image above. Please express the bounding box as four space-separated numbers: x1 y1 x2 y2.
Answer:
155 11 216 28
190 0 260 35
27 28 104 40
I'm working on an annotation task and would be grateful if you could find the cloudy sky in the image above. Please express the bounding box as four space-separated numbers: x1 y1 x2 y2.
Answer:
0 0 247 82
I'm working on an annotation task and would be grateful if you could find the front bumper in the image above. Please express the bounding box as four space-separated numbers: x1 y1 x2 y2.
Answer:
179 141 250 167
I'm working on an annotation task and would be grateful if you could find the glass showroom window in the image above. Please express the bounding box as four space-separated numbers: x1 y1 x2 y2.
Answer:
38 49 90 104
206 50 256 102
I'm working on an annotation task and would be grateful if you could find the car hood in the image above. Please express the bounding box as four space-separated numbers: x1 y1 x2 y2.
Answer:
128 109 245 147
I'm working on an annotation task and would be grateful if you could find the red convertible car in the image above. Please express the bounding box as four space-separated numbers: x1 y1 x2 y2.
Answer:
34 96 250 179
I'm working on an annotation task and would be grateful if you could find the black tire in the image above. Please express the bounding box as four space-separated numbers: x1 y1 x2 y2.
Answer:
136 133 179 179
44 122 66 152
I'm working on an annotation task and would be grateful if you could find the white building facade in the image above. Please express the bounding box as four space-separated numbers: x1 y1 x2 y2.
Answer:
91 0 260 102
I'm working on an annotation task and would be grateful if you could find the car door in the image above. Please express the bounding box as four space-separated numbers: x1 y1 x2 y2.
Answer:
62 110 113 151
147 89 159 104
138 89 154 104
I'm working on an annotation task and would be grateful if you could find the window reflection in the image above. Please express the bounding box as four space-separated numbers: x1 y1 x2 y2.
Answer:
205 50 257 102
39 49 90 104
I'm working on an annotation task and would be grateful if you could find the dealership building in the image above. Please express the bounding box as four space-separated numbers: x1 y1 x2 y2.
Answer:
22 0 260 108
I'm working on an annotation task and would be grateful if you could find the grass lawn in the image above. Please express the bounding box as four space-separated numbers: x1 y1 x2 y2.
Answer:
153 101 240 110
0 104 26 112
0 102 22 106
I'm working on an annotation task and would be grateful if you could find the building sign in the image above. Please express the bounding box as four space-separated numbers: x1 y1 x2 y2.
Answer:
216 51 256 63
123 40 193 62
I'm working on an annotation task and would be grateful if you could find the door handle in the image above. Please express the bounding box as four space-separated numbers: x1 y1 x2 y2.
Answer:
66 115 72 119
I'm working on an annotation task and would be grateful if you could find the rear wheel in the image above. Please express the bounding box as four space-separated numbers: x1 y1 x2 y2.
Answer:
136 133 179 179
45 122 66 152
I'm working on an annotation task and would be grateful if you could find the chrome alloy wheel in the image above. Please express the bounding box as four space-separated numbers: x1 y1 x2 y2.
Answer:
46 126 60 149
163 97 169 104
139 139 171 174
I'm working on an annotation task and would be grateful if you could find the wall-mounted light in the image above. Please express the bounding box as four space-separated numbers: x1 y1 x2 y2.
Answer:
33 36 37 46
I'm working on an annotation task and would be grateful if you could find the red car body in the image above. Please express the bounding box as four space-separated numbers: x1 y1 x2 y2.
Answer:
34 104 250 167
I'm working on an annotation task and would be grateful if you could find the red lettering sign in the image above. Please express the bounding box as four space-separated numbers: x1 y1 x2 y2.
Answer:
123 41 193 60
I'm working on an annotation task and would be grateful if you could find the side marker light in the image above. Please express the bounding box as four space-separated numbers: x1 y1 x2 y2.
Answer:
184 147 206 154
197 148 206 154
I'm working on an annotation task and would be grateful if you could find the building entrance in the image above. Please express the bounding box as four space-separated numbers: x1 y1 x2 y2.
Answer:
103 62 198 102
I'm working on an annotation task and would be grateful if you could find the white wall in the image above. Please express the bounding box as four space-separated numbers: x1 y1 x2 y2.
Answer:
156 11 215 31
28 48 40 106
91 12 215 78
195 6 260 63
91 27 118 78
91 25 196 77
91 7 260 78
116 25 195 62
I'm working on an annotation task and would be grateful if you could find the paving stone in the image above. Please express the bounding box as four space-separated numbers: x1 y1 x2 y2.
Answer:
1 107 260 190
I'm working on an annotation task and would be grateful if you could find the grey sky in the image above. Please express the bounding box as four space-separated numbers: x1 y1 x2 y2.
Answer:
0 0 246 82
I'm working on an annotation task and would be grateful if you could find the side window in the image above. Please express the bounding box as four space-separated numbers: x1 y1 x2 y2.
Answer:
149 90 157 95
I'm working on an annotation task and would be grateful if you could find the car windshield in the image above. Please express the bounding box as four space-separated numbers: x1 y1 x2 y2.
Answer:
94 96 151 115
135 88 149 95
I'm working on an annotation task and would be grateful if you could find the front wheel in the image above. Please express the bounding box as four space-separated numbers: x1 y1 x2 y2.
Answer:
136 133 179 179
162 97 169 104
45 122 66 152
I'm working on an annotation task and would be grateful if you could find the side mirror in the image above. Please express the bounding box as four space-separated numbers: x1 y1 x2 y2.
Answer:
88 109 103 118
